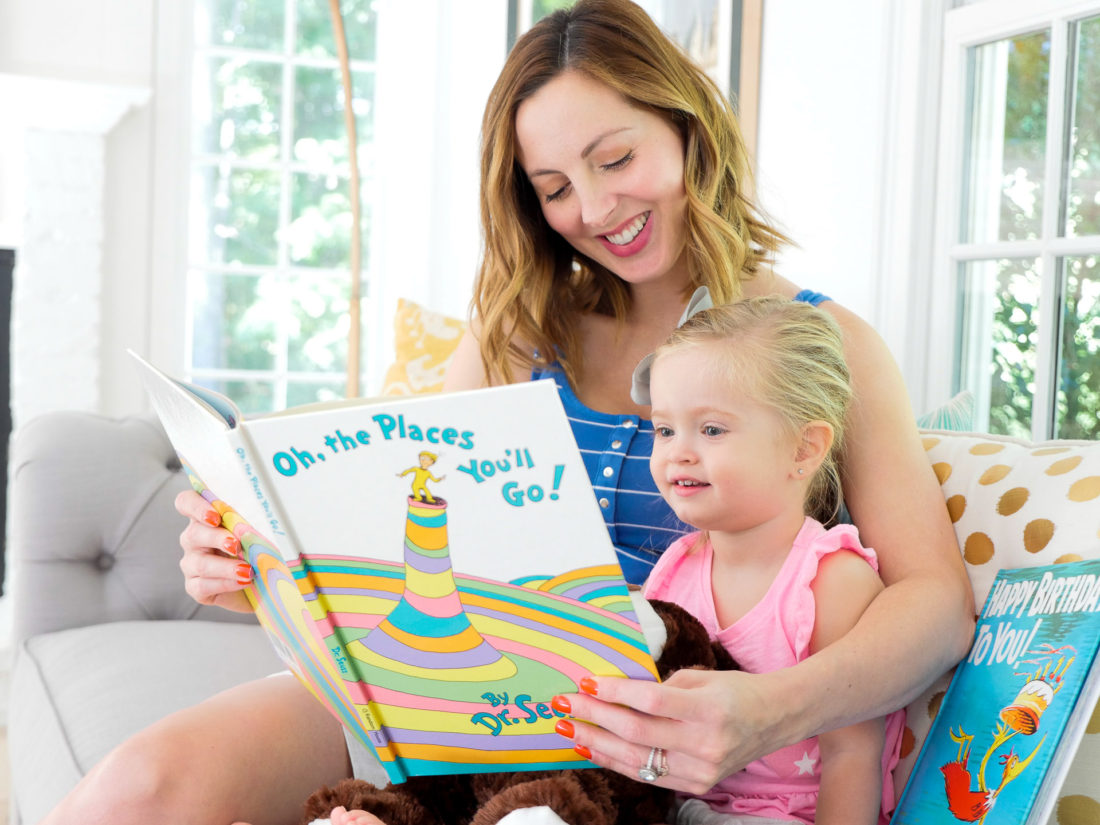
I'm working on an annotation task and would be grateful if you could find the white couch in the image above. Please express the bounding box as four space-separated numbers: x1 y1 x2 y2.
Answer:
6 413 1100 824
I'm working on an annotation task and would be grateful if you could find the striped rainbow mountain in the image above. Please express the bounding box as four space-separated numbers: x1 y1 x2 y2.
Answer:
198 475 658 784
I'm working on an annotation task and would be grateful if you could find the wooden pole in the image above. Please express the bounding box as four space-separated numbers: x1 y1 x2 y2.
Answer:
328 0 362 398
738 0 764 170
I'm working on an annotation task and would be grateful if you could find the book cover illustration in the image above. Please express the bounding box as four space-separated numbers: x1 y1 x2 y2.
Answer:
892 559 1100 825
133 354 658 784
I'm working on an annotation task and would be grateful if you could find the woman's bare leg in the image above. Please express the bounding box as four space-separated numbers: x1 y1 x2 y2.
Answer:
40 673 352 825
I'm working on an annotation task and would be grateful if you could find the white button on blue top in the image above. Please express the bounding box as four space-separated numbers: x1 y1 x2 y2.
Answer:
602 466 614 478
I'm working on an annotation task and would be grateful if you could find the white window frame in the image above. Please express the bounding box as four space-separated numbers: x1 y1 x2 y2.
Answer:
147 2 506 399
927 0 1100 440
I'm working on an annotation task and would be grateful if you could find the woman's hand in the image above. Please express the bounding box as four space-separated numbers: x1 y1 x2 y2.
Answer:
175 489 254 613
554 668 797 795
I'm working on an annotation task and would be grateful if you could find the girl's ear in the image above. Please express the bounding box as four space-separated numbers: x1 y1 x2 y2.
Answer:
793 421 833 478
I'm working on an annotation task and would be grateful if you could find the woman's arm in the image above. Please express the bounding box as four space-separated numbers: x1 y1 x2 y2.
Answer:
555 300 974 792
442 328 493 391
816 301 976 711
442 322 533 391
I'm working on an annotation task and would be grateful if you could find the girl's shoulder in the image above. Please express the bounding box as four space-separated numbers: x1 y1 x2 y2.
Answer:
641 532 706 600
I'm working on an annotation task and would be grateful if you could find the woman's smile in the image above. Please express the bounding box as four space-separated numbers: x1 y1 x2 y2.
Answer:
599 211 653 256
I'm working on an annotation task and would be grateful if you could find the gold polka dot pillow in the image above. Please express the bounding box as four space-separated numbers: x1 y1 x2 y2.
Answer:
922 430 1100 601
380 298 466 396
893 430 1100 812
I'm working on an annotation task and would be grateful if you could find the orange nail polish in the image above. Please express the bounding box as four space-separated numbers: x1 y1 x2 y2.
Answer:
574 744 592 759
579 677 599 696
204 510 221 526
555 719 575 738
222 536 240 554
237 563 252 583
551 695 571 714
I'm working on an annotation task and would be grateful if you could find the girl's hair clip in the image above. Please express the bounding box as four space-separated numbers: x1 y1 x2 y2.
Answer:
629 286 714 405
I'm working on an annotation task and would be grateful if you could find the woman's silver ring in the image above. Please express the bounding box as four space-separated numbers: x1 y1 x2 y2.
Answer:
638 746 668 782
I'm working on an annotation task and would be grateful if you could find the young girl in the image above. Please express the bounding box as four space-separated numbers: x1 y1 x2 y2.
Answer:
640 296 905 825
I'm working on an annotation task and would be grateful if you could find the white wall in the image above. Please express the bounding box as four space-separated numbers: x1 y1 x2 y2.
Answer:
0 1 157 421
756 2 889 323
755 0 943 411
369 0 507 379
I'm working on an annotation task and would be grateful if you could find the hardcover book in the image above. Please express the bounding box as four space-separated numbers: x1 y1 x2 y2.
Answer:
132 352 658 784
892 559 1100 824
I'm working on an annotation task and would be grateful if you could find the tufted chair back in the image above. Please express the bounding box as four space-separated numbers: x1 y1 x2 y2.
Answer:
8 412 256 648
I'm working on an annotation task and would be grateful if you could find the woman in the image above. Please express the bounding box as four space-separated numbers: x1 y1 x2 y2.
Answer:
445 0 973 796
41 2 973 823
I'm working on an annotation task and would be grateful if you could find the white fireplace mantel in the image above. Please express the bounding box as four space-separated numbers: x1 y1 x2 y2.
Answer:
0 74 150 135
2 74 150 430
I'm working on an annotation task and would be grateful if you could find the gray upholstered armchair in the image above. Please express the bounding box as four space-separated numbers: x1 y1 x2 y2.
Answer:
6 412 282 825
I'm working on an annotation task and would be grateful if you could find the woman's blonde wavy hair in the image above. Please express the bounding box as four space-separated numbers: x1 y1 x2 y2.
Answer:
474 0 788 386
655 297 852 525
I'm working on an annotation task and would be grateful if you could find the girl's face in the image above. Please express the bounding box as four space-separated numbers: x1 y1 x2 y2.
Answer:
648 345 805 535
514 70 690 292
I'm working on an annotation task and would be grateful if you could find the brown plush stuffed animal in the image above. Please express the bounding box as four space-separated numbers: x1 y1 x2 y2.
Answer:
299 599 738 825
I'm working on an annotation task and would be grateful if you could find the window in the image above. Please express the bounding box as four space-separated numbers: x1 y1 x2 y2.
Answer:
932 0 1100 440
187 0 377 413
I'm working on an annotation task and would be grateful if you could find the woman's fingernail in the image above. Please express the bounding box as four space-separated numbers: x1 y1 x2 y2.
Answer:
237 563 252 584
574 744 592 759
551 695 571 714
555 719 575 738
579 677 599 696
222 536 240 554
204 510 221 526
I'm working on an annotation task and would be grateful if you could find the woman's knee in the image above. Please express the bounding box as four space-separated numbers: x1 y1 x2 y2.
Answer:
85 726 201 813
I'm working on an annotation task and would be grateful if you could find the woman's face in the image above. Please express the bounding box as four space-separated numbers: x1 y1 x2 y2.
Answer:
514 70 690 292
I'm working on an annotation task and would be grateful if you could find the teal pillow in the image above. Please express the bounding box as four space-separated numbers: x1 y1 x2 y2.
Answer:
916 390 975 432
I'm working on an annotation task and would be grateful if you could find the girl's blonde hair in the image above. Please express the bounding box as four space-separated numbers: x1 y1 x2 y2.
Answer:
474 0 788 386
655 297 852 524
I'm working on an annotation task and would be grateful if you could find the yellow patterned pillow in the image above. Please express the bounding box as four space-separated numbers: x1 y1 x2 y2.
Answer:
381 298 466 396
894 430 1100 818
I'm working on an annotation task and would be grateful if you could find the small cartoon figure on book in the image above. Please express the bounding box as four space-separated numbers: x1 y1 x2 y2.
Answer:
397 451 446 503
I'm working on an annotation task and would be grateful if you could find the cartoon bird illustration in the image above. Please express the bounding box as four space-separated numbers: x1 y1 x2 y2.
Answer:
940 724 1047 823
941 728 995 822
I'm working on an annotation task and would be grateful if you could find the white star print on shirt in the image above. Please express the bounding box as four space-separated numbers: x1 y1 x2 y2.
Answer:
794 751 817 775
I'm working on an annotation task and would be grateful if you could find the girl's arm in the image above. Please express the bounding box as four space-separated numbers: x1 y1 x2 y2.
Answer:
815 719 885 825
810 548 887 825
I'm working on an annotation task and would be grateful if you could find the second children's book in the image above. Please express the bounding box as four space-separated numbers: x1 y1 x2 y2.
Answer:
132 353 658 784
892 558 1100 825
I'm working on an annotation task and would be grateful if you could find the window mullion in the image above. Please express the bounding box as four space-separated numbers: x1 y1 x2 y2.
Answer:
1033 17 1073 439
275 0 296 411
